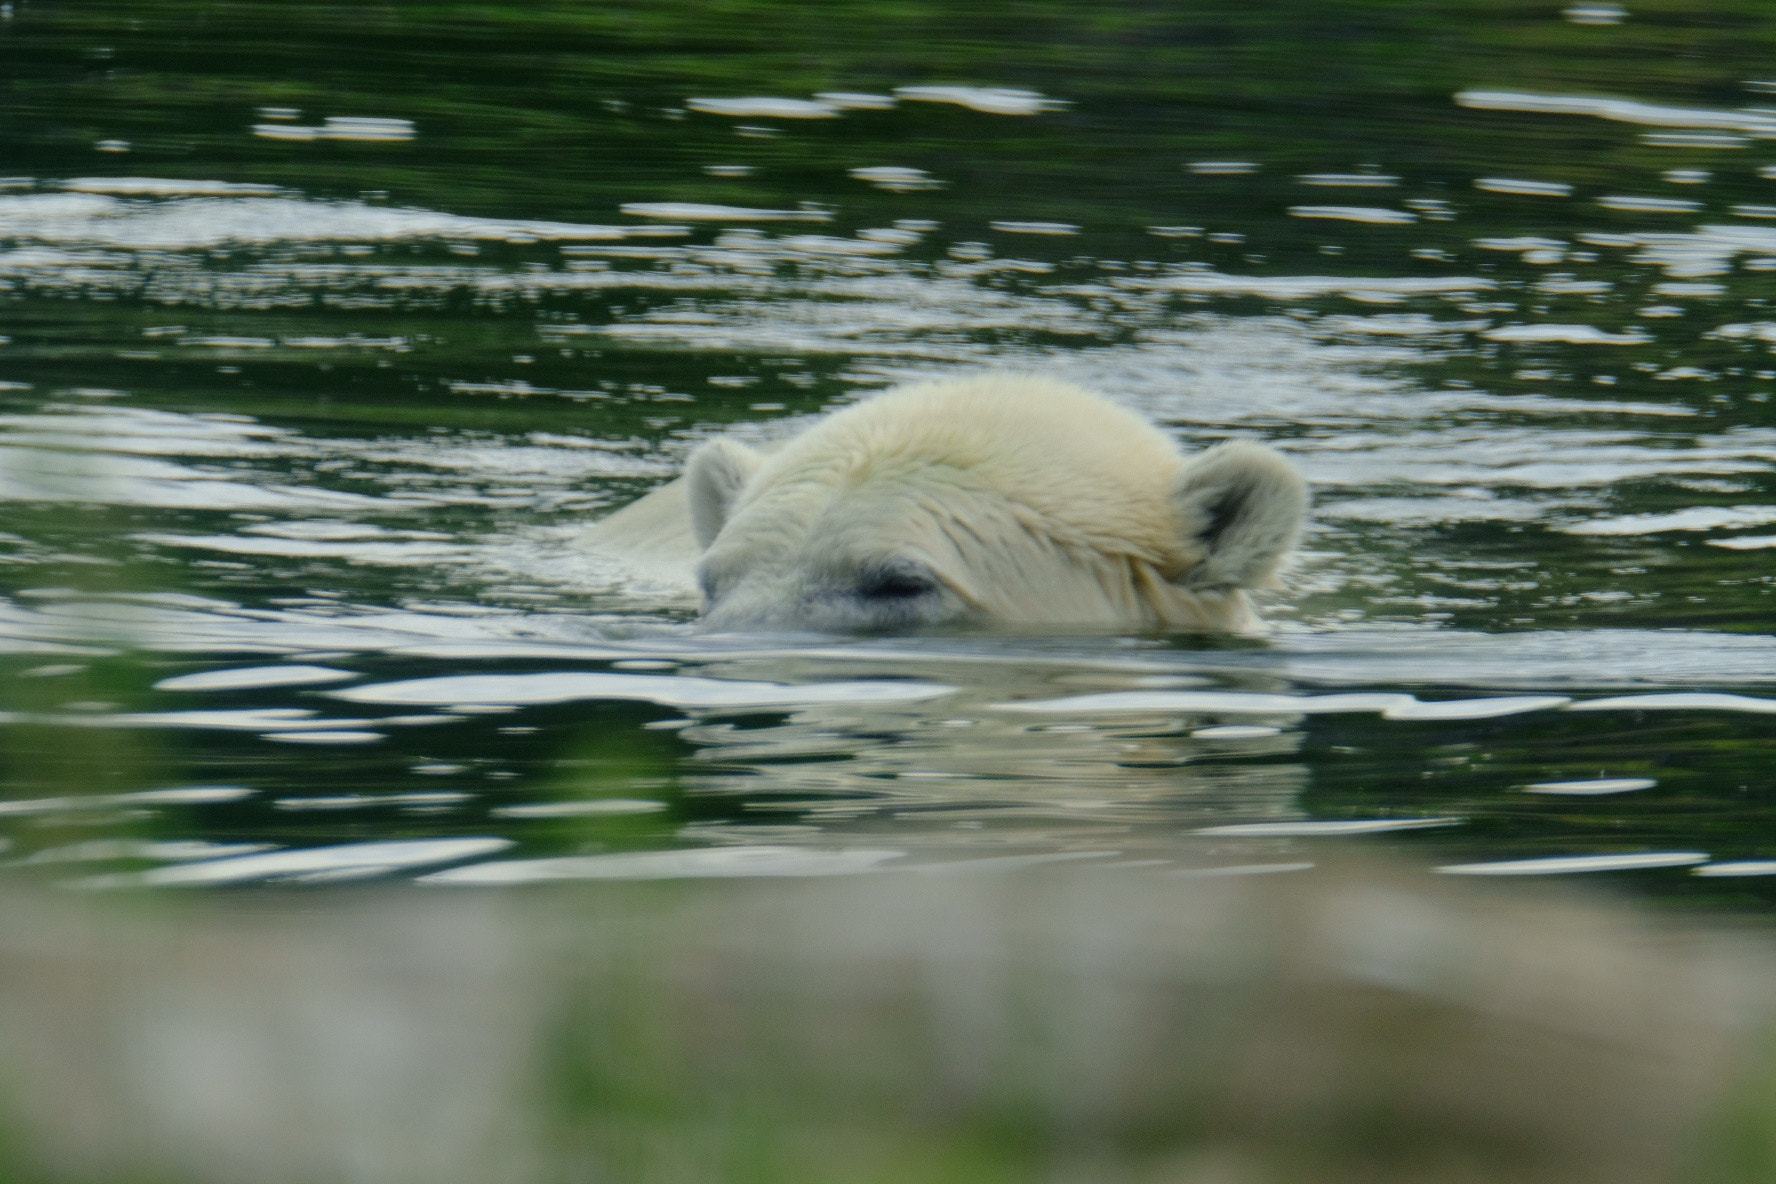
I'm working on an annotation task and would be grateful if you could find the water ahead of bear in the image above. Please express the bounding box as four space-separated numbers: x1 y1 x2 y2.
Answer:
6 1 1776 902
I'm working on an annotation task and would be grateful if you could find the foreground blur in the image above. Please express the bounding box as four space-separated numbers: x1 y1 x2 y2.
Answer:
0 861 1770 1184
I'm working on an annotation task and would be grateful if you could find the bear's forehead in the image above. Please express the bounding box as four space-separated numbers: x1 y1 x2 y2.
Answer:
788 385 1178 473
712 376 1193 567
721 460 1181 571
756 410 1181 509
723 474 971 552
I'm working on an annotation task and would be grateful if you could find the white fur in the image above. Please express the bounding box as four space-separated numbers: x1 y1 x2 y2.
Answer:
581 374 1308 632
686 437 762 550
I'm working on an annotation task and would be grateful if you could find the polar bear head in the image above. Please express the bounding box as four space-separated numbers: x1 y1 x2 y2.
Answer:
683 374 1307 633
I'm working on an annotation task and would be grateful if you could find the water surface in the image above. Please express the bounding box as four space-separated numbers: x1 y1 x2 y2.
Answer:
4 0 1776 903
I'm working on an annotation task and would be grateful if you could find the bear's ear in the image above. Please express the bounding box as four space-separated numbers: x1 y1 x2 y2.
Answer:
1171 441 1308 590
685 437 763 549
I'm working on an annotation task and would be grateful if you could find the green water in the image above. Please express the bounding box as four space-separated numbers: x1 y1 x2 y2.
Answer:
2 0 1776 901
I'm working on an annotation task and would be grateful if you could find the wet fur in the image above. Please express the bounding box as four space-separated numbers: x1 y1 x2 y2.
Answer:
582 374 1308 632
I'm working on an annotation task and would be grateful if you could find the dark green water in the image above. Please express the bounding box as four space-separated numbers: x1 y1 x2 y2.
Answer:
4 0 1776 901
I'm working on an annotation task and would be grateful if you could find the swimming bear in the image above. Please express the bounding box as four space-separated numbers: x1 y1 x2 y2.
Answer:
581 373 1308 632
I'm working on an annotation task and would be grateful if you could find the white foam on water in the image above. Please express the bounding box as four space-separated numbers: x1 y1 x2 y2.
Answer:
1437 852 1708 875
243 521 450 541
1483 324 1651 344
0 447 404 511
894 852 1121 875
332 671 954 709
1597 196 1703 213
1128 272 1492 299
117 787 255 805
1711 322 1776 342
1382 695 1571 720
383 642 642 660
263 731 387 744
154 664 359 692
1538 278 1612 295
1524 778 1656 795
0 785 252 816
849 166 944 191
136 533 468 564
1567 692 1776 714
1288 206 1418 224
63 177 284 196
1564 4 1626 25
995 690 1407 715
18 840 274 864
765 234 904 257
56 708 384 732
1708 535 1776 550
892 86 1064 115
1193 818 1461 836
685 97 840 119
815 92 897 110
1606 223 1776 277
1695 861 1776 877
1 405 295 459
1455 90 1776 135
992 690 1564 719
74 837 513 888
1242 629 1776 691
1313 313 1492 336
1474 178 1574 197
421 845 903 884
15 597 1773 695
275 792 469 811
1474 235 1566 251
1316 496 1547 525
989 221 1079 235
1297 427 1774 491
1562 506 1776 535
1648 132 1747 148
1298 174 1399 187
619 202 830 222
491 799 668 818
1170 861 1317 877
253 116 415 142
0 192 641 248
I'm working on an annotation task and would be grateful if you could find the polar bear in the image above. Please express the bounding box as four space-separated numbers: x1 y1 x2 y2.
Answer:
580 374 1307 632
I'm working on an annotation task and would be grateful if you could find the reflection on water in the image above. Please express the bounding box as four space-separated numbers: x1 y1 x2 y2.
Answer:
2 0 1776 905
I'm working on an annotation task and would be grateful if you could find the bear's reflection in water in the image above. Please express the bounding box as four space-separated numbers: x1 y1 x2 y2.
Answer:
663 651 1310 858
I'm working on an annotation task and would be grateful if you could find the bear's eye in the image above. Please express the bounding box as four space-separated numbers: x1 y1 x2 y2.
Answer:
856 562 937 601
